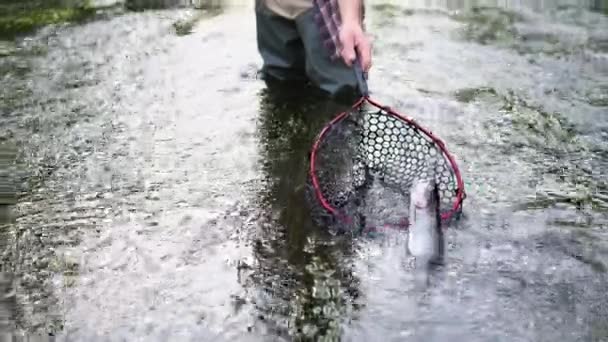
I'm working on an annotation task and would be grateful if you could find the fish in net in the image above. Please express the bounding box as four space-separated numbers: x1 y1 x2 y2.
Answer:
306 96 465 234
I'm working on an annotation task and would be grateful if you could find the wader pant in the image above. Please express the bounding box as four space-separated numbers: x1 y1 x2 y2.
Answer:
255 2 361 102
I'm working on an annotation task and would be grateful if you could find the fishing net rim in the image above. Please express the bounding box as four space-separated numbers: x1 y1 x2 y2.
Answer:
309 96 466 226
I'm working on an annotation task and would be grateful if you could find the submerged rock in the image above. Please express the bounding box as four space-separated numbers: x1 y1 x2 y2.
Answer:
0 41 16 57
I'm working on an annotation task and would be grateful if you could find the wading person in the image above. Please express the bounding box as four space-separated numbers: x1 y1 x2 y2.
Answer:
255 0 372 101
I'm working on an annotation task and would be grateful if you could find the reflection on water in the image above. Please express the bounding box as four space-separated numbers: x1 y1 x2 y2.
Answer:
0 272 17 335
0 145 16 229
0 144 16 336
250 83 363 340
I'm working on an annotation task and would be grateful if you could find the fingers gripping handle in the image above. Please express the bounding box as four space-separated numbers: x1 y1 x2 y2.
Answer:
353 54 369 98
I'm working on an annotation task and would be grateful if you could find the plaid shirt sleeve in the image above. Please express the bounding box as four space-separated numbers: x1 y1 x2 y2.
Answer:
312 0 365 61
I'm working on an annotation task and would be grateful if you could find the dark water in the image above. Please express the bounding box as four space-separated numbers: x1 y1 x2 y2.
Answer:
0 1 607 341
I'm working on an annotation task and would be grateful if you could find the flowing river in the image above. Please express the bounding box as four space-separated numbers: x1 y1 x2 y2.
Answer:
0 0 607 341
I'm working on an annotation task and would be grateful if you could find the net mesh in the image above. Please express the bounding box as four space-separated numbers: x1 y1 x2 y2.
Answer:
306 98 465 233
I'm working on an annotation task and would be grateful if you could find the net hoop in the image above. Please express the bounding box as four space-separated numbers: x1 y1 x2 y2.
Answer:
309 96 466 228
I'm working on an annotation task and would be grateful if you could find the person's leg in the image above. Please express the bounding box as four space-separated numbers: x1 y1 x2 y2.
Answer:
294 8 362 103
254 1 308 84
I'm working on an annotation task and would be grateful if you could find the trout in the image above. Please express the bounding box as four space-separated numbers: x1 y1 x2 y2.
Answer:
407 177 444 288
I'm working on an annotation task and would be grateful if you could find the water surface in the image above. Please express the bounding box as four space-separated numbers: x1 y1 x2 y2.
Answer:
0 1 607 341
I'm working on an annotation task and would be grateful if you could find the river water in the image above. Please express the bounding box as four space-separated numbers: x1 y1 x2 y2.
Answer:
0 1 607 341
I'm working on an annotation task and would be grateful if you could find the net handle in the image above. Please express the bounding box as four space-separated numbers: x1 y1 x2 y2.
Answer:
353 54 369 98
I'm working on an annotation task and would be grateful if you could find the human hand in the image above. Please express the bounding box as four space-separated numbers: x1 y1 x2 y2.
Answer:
338 22 372 73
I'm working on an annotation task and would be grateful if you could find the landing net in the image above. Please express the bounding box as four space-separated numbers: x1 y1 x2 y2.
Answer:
306 96 465 233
